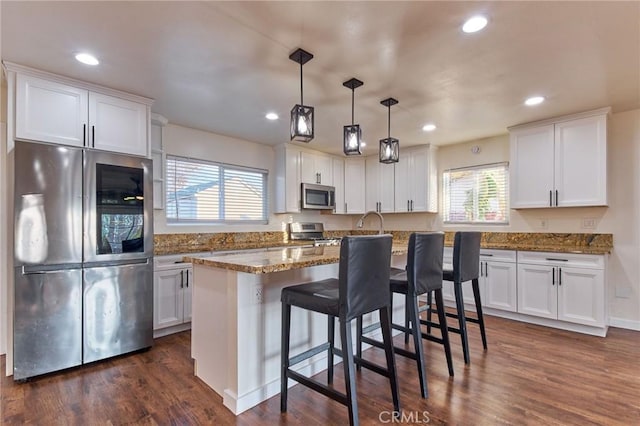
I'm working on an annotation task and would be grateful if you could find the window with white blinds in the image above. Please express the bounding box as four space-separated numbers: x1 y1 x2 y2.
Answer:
443 162 509 224
165 155 267 223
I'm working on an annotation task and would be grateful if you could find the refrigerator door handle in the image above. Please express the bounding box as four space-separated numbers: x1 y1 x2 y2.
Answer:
21 264 83 274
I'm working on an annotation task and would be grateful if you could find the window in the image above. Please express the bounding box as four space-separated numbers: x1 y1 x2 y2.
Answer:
166 155 267 223
443 162 509 224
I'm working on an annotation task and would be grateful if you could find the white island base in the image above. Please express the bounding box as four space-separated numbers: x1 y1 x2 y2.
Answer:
191 258 406 415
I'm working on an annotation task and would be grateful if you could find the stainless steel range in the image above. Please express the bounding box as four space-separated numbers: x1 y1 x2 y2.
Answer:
288 222 341 246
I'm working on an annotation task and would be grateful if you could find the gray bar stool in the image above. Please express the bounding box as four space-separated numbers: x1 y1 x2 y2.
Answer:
425 231 486 364
357 232 452 401
280 235 399 426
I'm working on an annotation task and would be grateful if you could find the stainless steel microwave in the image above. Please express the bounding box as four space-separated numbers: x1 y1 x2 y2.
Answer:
301 183 335 210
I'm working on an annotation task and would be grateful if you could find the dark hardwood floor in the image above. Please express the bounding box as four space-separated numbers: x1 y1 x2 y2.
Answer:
2 315 639 425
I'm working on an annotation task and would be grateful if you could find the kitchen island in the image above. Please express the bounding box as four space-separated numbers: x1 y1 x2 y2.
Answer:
187 244 409 415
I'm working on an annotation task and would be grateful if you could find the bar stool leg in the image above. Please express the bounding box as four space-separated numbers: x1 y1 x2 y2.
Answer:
409 293 428 398
281 303 292 412
379 306 401 413
355 316 363 371
340 319 359 426
328 316 335 384
472 278 488 350
435 289 454 377
426 292 433 334
404 293 411 344
453 281 470 365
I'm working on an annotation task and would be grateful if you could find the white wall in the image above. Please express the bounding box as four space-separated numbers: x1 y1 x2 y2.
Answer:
433 109 640 326
154 124 352 235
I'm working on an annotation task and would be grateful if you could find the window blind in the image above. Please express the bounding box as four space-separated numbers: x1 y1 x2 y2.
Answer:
443 162 509 224
166 155 267 223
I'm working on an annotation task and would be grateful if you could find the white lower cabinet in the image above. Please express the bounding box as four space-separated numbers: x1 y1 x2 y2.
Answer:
441 247 606 335
442 248 516 312
517 251 605 327
154 255 195 335
481 250 517 312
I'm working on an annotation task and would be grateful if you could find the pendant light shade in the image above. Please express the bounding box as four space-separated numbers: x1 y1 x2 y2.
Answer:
343 78 363 155
379 98 399 163
289 48 314 143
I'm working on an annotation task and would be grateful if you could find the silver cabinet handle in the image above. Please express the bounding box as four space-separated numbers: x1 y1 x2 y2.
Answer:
550 190 553 207
180 270 184 288
407 200 410 211
552 267 555 285
555 190 559 207
185 269 189 288
410 200 413 211
545 258 568 262
345 202 347 212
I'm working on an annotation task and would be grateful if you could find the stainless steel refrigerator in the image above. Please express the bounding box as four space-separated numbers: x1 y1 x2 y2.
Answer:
13 141 153 380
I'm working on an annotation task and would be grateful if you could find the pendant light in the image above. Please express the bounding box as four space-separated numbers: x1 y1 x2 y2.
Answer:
342 78 364 155
289 48 314 142
379 98 399 163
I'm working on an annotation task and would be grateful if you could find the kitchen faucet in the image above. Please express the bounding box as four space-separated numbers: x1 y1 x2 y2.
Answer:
356 210 385 235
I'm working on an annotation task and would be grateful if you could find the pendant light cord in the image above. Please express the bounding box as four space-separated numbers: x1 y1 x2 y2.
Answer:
300 62 304 105
351 88 355 125
387 105 391 137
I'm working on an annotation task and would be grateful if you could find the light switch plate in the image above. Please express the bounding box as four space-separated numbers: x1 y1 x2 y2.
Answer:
582 218 597 229
538 218 548 229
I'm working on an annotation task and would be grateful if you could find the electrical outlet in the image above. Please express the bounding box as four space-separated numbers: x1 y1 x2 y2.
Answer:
254 285 263 304
582 218 597 229
538 218 548 229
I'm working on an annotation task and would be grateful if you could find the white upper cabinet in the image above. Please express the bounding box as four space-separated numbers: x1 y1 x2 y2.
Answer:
6 62 153 157
344 158 366 214
332 157 345 214
509 108 609 208
365 156 395 213
394 145 437 213
89 92 148 156
16 74 88 147
274 145 301 213
300 151 333 185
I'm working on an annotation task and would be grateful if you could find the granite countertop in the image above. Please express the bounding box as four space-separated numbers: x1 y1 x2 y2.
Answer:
186 243 410 274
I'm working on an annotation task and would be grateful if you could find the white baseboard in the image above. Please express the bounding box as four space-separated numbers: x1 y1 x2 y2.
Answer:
609 317 640 331
153 322 191 339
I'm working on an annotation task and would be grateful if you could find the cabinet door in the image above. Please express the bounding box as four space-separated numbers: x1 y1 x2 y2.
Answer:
153 269 184 329
300 151 318 184
557 266 605 326
365 156 380 212
408 147 431 212
379 162 395 213
182 268 193 323
316 155 333 185
554 115 607 207
344 158 366 214
16 74 88 147
89 92 148 156
483 261 517 312
332 157 345 214
394 154 410 212
517 264 557 319
510 125 555 208
300 151 332 185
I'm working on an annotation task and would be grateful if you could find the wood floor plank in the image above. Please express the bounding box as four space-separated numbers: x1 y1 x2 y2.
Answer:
2 315 639 425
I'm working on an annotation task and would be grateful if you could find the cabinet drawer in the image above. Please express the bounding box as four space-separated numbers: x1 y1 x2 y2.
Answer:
480 249 516 263
517 251 604 269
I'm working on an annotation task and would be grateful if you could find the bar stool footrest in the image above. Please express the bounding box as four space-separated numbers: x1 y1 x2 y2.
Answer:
289 342 331 367
286 369 348 406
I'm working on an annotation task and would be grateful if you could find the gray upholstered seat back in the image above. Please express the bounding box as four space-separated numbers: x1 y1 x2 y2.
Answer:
453 232 481 283
339 235 393 321
407 232 444 295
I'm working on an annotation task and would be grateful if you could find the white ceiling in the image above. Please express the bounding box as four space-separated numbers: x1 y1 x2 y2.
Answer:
2 1 639 156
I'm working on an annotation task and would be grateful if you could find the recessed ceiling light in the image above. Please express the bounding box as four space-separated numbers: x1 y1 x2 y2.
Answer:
265 112 279 120
462 15 488 33
422 123 437 132
75 53 99 66
525 96 545 106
